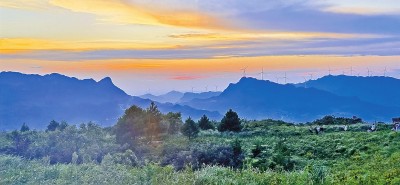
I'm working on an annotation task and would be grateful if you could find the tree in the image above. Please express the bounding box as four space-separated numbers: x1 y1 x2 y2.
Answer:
181 117 199 140
165 112 183 135
59 121 69 131
46 120 60 132
198 115 215 130
115 105 146 145
146 102 163 141
218 109 241 132
20 123 30 132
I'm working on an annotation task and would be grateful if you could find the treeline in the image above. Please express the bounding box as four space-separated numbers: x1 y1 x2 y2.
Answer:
0 103 246 170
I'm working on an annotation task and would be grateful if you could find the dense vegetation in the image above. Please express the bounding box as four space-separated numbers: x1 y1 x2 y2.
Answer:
1 103 399 184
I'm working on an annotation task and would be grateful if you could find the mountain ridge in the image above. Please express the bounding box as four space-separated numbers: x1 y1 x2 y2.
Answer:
183 77 400 122
0 72 220 130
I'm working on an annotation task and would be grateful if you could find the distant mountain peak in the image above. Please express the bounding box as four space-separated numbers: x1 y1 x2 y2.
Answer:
99 77 113 84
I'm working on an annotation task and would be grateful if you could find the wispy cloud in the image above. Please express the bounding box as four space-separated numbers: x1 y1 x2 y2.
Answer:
0 0 227 30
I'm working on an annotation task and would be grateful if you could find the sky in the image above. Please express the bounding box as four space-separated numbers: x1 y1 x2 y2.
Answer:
1 0 400 95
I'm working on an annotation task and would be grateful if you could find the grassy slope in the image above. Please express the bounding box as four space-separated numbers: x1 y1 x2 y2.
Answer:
1 123 399 185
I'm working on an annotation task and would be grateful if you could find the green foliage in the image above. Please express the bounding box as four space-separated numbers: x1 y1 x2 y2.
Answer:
46 120 59 132
251 141 264 158
180 117 199 140
270 139 295 171
146 102 163 141
218 109 242 132
115 102 179 145
59 121 68 131
1 112 399 184
20 123 30 132
198 115 215 130
165 112 183 135
115 105 146 145
312 115 363 125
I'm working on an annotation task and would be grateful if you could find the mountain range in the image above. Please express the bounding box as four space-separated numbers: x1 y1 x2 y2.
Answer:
139 91 221 103
1 72 399 130
0 72 220 130
298 75 400 108
183 77 400 122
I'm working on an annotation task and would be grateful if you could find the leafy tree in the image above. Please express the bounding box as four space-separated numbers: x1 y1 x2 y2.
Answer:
20 123 30 132
165 112 183 135
115 105 146 145
218 109 241 132
59 121 69 131
181 117 199 140
198 115 215 130
146 102 163 141
7 130 31 155
46 120 60 132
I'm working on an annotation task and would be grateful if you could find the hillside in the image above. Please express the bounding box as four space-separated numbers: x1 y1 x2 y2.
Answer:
178 91 221 103
298 75 400 108
183 77 400 122
139 91 184 103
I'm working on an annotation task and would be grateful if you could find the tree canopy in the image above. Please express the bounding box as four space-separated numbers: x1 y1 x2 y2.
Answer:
218 109 242 132
181 117 199 140
198 115 215 130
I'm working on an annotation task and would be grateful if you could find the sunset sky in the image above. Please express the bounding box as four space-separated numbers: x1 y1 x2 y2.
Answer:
1 0 400 95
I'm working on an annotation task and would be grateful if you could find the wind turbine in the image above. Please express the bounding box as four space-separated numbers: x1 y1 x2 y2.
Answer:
328 67 332 75
205 86 208 92
215 85 218 92
308 73 314 80
258 67 265 80
350 67 354 76
191 87 194 93
383 67 387 77
283 72 287 84
241 66 248 77
303 77 308 88
367 68 372 77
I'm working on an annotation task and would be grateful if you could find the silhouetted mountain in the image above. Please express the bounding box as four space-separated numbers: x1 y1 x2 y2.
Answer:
183 77 400 122
298 75 400 108
139 91 184 103
178 91 221 103
0 72 220 130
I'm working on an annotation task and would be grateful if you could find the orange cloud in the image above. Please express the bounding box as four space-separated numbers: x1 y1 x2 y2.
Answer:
1 0 226 29
0 38 182 53
50 0 223 29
